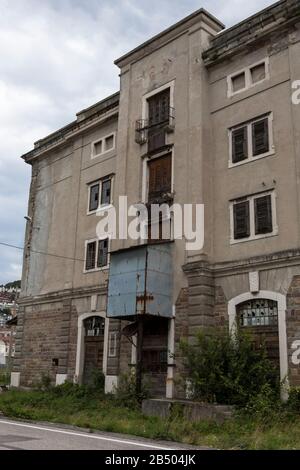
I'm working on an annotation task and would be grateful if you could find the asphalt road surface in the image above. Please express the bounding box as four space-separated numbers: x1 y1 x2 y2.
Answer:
0 418 203 450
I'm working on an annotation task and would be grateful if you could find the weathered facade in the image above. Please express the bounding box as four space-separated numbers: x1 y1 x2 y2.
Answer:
11 0 300 397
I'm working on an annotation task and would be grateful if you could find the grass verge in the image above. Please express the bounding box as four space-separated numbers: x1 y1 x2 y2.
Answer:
0 387 299 449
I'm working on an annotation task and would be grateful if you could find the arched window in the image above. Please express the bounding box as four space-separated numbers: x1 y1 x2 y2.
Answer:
237 299 278 327
84 317 105 337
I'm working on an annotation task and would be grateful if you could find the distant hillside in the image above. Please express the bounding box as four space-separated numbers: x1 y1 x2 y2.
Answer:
0 280 21 289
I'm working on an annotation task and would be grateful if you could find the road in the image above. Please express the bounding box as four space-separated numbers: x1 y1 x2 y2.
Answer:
0 418 203 450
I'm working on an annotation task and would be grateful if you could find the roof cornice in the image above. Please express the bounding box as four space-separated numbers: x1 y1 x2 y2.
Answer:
22 92 120 163
115 8 224 69
203 0 300 66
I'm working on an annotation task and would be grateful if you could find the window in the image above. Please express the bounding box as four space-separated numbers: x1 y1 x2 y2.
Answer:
230 192 277 244
228 59 269 97
97 239 109 268
91 133 116 158
88 177 112 213
84 317 105 337
233 200 250 239
89 183 99 212
232 72 246 93
230 114 273 166
251 63 266 84
237 299 278 327
105 135 114 151
148 153 172 201
85 239 110 271
108 332 117 357
147 89 170 153
254 195 273 235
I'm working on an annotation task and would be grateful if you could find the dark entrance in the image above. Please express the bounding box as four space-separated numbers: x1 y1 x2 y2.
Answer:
82 316 105 385
142 316 169 397
236 299 280 369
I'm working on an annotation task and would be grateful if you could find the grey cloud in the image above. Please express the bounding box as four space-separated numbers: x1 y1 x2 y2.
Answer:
0 0 275 284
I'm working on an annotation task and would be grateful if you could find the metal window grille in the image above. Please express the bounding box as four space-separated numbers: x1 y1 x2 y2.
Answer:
237 299 278 327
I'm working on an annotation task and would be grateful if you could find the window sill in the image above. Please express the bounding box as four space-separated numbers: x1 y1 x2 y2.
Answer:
91 148 115 160
230 230 278 246
83 266 109 274
228 149 275 169
87 204 113 216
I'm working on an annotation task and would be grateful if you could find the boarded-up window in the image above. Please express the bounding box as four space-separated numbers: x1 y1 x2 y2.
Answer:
231 72 246 93
232 126 248 163
148 154 172 201
251 63 266 84
89 183 100 212
252 118 269 156
97 239 109 268
101 179 112 206
105 135 114 151
255 195 273 235
148 89 170 127
94 140 103 156
233 200 250 239
86 242 97 270
108 332 117 357
147 89 170 153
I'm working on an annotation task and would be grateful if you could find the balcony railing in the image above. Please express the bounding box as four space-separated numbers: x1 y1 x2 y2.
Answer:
135 107 175 145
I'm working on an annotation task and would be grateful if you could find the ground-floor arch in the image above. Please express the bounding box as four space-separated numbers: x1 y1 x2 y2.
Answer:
75 312 109 385
228 290 288 397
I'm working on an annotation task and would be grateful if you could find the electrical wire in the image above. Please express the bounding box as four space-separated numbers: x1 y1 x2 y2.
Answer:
0 242 84 262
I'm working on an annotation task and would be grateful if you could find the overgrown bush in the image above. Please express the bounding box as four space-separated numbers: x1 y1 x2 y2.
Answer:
180 327 279 407
114 371 149 409
286 387 300 413
0 368 10 386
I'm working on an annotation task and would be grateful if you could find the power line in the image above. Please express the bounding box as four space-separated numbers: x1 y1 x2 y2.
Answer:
0 242 84 263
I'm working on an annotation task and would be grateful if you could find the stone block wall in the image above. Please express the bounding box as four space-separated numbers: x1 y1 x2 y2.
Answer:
15 299 76 386
287 276 300 387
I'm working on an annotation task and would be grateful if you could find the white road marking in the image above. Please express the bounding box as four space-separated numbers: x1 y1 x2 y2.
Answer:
0 419 176 450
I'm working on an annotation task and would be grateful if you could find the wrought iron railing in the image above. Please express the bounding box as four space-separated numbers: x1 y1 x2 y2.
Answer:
135 107 175 145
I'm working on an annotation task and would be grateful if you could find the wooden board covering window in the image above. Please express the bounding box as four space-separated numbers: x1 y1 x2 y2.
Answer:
148 153 172 201
147 89 170 153
233 200 250 239
252 118 269 156
232 126 248 163
255 195 273 235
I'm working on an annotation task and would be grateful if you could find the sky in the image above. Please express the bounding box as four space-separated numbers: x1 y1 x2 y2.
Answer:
0 0 275 285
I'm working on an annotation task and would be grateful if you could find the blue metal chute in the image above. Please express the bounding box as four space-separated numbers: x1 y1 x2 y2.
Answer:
107 243 173 319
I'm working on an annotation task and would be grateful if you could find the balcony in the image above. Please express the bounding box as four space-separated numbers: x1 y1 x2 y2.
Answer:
135 107 175 151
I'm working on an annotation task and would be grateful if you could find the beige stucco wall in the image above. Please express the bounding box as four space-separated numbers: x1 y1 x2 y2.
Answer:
210 35 300 264
22 117 118 297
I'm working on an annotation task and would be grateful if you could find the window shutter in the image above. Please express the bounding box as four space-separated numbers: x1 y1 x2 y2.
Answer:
255 195 273 235
101 179 111 206
232 126 248 163
89 184 99 212
148 154 172 200
97 239 109 268
233 201 250 239
85 242 96 270
252 118 269 156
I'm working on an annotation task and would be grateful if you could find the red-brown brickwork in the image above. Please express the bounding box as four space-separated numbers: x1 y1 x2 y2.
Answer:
287 276 300 387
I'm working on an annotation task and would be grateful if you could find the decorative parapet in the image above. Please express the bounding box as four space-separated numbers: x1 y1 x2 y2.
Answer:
203 0 300 66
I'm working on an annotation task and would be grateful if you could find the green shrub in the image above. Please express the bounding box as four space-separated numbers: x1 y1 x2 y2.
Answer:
114 371 149 409
286 387 300 413
89 368 105 392
180 327 279 407
0 369 10 386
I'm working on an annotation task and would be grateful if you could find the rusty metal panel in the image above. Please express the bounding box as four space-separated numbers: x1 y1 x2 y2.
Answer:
107 243 173 319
